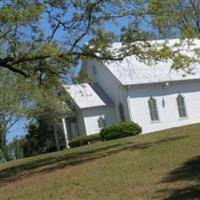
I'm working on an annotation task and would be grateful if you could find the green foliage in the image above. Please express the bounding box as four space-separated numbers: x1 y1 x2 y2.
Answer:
69 134 101 148
69 122 141 148
100 122 142 141
0 70 24 160
22 117 66 157
2 0 199 86
148 0 200 38
7 137 25 160
0 3 43 24
0 149 6 163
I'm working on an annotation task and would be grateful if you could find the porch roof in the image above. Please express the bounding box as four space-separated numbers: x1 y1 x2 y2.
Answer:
63 83 113 109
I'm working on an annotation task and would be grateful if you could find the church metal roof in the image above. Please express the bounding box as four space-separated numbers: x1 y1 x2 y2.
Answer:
103 39 200 85
63 83 113 109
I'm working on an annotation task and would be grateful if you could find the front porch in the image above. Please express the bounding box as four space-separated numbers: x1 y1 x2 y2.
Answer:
62 112 81 148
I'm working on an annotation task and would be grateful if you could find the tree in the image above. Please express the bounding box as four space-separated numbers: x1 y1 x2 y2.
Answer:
0 0 141 79
148 0 200 38
0 1 199 83
22 116 66 157
0 70 25 160
6 136 25 160
145 0 200 73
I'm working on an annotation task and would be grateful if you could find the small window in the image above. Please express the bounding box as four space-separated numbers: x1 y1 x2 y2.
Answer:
92 65 97 75
119 103 125 121
148 97 159 121
98 116 106 128
177 94 187 118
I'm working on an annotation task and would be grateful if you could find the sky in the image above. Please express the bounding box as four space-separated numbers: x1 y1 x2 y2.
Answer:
8 119 26 143
7 5 153 143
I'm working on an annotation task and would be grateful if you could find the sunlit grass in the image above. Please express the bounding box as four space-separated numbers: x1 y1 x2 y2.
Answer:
1 124 200 200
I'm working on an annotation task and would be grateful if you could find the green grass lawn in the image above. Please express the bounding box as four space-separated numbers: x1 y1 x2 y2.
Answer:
1 124 200 200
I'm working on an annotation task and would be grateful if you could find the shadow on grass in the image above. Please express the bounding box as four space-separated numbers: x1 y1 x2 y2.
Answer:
0 135 187 186
158 156 200 200
159 186 200 200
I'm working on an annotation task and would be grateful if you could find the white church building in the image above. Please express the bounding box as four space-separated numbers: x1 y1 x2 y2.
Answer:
62 39 200 142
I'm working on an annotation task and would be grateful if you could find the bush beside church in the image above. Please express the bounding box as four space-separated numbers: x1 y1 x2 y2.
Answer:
69 121 142 147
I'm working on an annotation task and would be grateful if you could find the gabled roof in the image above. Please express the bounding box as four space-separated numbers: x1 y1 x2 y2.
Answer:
63 83 113 109
103 39 200 85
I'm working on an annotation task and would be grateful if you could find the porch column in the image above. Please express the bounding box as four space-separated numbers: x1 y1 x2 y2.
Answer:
62 118 70 148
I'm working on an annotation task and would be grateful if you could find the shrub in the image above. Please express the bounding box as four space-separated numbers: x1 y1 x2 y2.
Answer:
69 134 101 148
100 121 142 140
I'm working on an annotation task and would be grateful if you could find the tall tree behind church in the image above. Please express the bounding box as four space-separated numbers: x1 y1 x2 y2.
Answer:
22 116 66 157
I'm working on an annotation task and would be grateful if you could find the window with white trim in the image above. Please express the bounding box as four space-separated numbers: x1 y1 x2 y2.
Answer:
176 94 187 118
148 97 159 121
98 116 106 128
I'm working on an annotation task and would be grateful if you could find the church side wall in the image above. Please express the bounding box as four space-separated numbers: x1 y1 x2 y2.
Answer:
127 80 200 133
82 106 116 135
84 60 130 122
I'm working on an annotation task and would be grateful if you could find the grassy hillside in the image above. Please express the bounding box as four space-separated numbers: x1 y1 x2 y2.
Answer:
1 124 200 200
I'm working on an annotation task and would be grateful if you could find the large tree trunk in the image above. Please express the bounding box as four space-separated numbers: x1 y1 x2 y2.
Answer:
0 127 8 161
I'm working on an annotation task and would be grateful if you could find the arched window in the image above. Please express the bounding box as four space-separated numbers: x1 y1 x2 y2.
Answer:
119 103 125 121
148 97 159 121
98 116 106 128
177 95 187 118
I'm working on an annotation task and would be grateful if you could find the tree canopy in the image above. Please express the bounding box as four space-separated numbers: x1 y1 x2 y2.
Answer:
0 1 199 82
149 0 200 38
22 116 66 157
0 70 24 159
